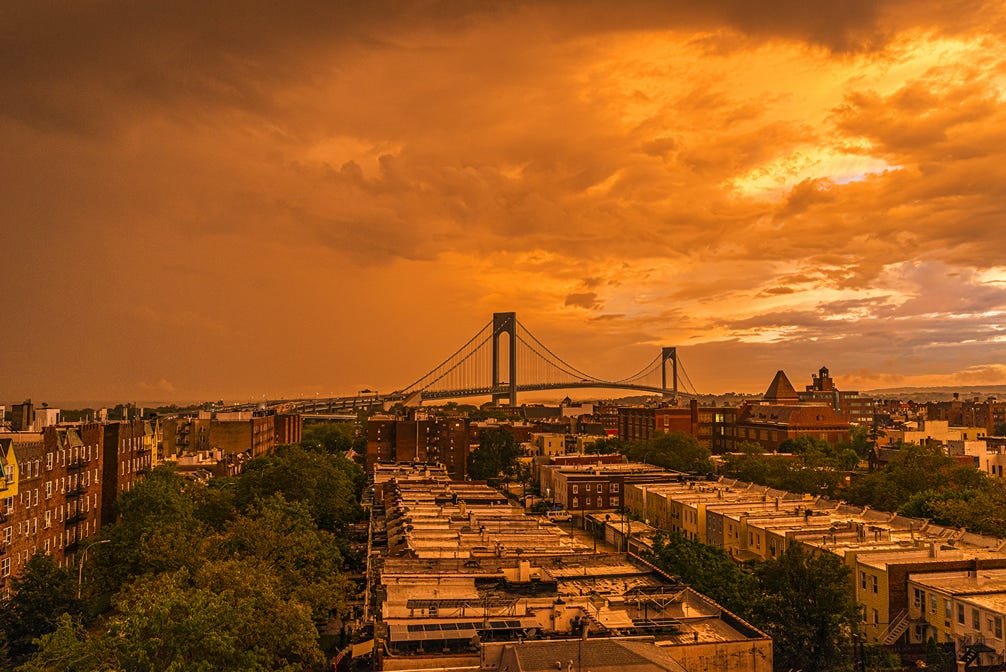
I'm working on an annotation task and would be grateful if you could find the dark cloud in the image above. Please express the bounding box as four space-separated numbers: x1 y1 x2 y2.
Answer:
3 1 1006 399
565 292 601 310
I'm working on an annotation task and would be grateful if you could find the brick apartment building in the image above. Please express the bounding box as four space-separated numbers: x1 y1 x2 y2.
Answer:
0 411 294 589
366 415 470 478
101 420 155 526
0 425 107 589
617 400 737 453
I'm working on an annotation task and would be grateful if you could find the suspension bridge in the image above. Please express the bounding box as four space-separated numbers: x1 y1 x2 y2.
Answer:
232 312 699 414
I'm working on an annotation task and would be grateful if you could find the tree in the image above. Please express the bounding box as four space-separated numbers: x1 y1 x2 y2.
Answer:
751 545 861 672
235 445 363 532
648 535 862 672
846 443 955 513
90 466 212 596
584 438 624 455
467 428 521 482
13 614 106 672
0 554 83 665
648 534 757 613
633 432 713 474
105 564 322 671
300 421 364 455
216 496 353 621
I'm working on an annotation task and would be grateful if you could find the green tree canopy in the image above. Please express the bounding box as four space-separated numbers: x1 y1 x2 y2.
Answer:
0 554 82 665
216 495 353 621
300 421 364 455
24 563 325 672
91 466 214 596
467 427 521 481
632 432 713 474
235 445 363 532
846 443 956 513
647 535 861 672
750 545 861 672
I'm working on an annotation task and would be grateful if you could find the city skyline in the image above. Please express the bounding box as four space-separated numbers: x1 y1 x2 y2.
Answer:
3 2 1006 402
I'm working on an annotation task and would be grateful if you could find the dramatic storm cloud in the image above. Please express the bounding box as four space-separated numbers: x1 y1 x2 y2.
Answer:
2 1 1005 402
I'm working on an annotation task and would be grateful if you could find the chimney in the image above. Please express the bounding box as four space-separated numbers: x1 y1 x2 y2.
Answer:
929 542 939 559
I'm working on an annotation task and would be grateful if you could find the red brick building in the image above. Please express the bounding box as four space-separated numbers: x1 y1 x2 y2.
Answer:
617 401 737 453
539 462 670 513
728 371 851 451
366 415 471 479
101 420 154 525
1 425 106 589
797 366 875 426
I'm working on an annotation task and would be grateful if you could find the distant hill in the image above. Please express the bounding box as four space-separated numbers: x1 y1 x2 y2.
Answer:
865 385 1006 402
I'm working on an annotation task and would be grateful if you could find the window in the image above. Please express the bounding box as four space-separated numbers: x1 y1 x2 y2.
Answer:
945 599 952 619
585 497 592 507
872 575 878 594
930 595 937 614
0 557 9 577
958 604 965 625
913 588 923 609
997 617 1004 640
861 571 867 590
611 483 619 493
872 609 879 625
2 527 10 544
45 482 52 499
585 484 592 492
45 453 53 470
572 497 578 508
572 485 579 494
611 496 619 506
974 608 981 630
44 511 51 529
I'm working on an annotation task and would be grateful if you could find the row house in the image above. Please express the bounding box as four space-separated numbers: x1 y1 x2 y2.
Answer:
905 568 1006 666
540 462 669 514
620 471 1006 660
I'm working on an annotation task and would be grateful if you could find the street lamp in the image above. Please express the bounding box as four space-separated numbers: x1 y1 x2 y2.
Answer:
77 539 110 599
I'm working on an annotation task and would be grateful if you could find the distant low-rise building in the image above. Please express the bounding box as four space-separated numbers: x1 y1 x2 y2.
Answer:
161 411 299 476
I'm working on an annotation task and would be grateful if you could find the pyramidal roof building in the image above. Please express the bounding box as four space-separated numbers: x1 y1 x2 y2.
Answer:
762 370 800 404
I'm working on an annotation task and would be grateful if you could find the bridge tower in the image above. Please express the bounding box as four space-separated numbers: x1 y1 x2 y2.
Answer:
661 347 678 397
492 312 517 406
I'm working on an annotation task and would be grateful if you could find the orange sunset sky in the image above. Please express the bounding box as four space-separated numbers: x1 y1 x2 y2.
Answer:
3 1 1006 404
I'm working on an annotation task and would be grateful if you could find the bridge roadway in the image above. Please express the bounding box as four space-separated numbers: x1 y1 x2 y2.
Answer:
218 382 691 415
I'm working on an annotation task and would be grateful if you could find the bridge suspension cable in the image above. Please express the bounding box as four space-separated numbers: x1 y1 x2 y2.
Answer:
391 312 696 401
399 320 493 395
